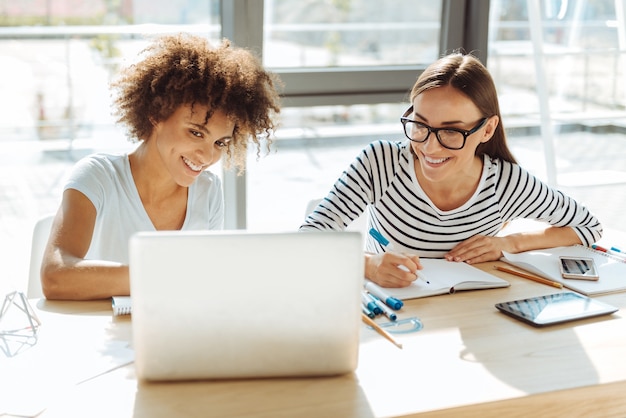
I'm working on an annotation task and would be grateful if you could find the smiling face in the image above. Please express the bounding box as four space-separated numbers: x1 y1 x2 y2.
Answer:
151 104 235 187
409 85 497 188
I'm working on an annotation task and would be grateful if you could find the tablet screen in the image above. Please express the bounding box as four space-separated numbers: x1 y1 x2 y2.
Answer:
495 292 618 327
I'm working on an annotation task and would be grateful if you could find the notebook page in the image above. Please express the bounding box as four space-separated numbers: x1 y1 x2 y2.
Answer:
374 258 509 300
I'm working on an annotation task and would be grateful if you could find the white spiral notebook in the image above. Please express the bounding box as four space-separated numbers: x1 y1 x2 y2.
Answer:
501 244 626 296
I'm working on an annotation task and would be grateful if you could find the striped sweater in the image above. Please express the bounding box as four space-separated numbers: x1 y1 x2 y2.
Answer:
299 140 603 257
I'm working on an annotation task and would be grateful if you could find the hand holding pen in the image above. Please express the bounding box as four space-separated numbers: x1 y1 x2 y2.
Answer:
367 228 426 287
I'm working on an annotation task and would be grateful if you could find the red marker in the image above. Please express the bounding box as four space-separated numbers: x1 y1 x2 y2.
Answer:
592 244 609 253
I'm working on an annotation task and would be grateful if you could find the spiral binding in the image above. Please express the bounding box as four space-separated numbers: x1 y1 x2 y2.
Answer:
112 296 132 316
585 244 626 263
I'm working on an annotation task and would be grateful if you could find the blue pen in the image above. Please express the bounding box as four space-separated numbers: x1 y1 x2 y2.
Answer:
608 246 626 260
369 228 392 249
361 302 376 319
368 228 429 284
594 244 626 260
361 291 382 315
368 292 398 321
364 280 403 310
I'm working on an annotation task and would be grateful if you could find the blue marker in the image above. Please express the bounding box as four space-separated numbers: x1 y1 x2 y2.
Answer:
368 228 429 284
365 280 404 310
608 246 626 260
361 302 376 319
368 292 398 321
369 228 391 249
361 291 382 315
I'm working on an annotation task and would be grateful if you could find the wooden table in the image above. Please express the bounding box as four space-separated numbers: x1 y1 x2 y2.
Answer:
2 261 626 417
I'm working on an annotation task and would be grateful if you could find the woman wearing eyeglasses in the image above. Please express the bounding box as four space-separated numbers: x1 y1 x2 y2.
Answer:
300 51 602 288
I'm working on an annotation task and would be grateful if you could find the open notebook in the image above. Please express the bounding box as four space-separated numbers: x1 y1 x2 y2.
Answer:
128 230 364 381
501 244 626 296
365 258 509 300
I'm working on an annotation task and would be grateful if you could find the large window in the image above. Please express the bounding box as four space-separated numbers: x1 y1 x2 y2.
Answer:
489 0 625 124
486 0 626 232
0 0 220 144
263 0 441 68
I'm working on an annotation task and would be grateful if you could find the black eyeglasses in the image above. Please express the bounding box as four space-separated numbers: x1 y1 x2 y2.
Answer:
400 106 488 150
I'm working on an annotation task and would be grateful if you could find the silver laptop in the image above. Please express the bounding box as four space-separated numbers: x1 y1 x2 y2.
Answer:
128 230 363 381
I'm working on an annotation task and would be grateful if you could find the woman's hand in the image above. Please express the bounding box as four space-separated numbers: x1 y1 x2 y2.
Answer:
365 251 422 287
446 227 583 265
445 235 510 264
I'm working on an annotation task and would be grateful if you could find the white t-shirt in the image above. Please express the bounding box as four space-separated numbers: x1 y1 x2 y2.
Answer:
64 153 223 264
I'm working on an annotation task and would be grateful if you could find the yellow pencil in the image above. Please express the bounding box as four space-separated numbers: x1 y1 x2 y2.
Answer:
361 313 403 349
494 265 563 289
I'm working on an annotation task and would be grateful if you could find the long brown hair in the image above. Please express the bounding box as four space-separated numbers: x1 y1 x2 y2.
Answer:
410 52 516 164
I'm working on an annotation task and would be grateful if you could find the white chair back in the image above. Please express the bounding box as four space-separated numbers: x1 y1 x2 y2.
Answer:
27 215 54 299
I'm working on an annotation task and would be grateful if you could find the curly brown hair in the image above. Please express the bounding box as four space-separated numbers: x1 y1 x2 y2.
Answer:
111 33 282 172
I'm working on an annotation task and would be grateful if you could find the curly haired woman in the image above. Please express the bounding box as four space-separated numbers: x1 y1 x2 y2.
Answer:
41 33 281 300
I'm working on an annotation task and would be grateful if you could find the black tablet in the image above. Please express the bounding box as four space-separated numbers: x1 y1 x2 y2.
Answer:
495 292 618 327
